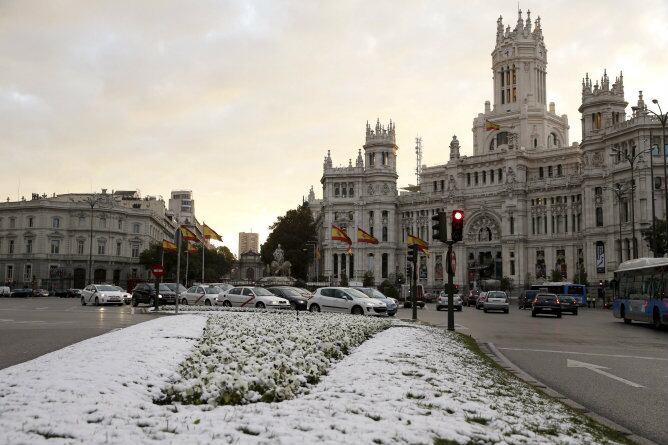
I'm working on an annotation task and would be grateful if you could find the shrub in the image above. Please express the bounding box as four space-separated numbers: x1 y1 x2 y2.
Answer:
363 271 375 287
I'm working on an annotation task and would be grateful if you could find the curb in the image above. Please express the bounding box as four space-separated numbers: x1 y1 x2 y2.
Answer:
482 342 659 445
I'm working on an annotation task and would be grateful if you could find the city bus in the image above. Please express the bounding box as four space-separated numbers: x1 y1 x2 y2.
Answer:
612 258 668 328
530 282 587 306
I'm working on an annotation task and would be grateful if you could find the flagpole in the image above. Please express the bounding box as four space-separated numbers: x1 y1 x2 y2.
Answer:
202 222 206 284
185 248 189 287
160 247 165 283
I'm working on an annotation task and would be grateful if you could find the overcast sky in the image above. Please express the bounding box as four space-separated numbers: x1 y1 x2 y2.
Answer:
2 0 667 256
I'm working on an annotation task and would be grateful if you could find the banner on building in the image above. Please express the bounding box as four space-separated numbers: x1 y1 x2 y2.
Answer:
434 254 444 281
596 241 605 273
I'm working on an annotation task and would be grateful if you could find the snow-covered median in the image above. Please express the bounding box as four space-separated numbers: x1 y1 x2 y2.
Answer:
0 312 626 444
158 311 391 406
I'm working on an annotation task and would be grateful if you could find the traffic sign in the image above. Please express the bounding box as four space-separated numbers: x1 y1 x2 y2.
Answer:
150 264 165 277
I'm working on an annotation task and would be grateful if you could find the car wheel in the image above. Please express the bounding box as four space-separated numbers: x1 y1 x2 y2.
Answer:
81 297 86 306
573 310 578 316
531 311 536 317
653 308 662 329
351 305 364 316
132 298 138 307
222 300 232 307
557 313 562 318
436 306 441 311
483 308 488 313
621 305 631 324
205 299 212 306
504 309 509 314
309 303 320 312
94 297 99 306
256 301 266 309
148 297 155 307
457 307 462 312
289 301 296 310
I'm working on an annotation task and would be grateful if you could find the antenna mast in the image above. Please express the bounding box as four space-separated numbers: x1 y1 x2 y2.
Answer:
415 136 423 186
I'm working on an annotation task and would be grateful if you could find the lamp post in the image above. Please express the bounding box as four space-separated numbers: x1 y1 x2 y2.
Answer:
304 241 317 282
647 99 668 253
610 145 652 259
72 192 113 285
605 183 630 264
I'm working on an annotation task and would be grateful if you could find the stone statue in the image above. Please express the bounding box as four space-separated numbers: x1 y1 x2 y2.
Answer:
267 244 292 276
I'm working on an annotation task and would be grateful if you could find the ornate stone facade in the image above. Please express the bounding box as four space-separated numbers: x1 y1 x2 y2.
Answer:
309 10 665 289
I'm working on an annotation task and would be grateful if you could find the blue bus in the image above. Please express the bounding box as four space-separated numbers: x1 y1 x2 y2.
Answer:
530 282 587 306
613 258 668 328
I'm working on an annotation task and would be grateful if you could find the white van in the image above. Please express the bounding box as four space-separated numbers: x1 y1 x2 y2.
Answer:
0 286 11 296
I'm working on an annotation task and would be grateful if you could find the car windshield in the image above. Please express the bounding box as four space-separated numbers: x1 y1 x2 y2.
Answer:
277 287 301 297
346 288 370 299
113 286 124 291
369 289 388 299
538 294 557 301
158 284 173 292
96 285 117 291
487 292 506 298
205 286 221 294
292 288 311 296
253 287 275 296
163 283 187 293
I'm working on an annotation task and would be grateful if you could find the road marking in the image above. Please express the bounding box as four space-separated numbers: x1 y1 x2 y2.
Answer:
567 359 644 388
498 347 668 362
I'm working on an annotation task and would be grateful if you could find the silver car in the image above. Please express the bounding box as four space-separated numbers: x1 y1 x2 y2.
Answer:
220 286 290 309
179 284 222 306
436 292 463 311
483 290 509 313
80 284 125 306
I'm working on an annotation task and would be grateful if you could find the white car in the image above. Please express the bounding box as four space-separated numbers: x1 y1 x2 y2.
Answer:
483 290 510 313
80 284 125 306
219 286 290 309
113 286 132 305
308 287 387 316
179 285 222 306
436 292 463 311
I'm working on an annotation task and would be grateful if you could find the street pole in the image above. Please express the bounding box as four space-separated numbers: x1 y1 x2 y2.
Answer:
649 129 657 256
446 242 454 331
630 162 637 258
649 100 668 249
411 245 418 321
89 205 94 284
175 228 181 315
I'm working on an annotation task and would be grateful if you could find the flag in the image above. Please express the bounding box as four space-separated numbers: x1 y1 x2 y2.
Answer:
180 225 199 241
187 242 198 254
485 120 501 131
357 227 379 244
162 240 177 251
331 224 352 244
203 223 222 242
407 234 429 256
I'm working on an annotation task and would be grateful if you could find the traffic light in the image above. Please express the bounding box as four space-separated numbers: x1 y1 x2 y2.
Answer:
431 211 447 242
407 244 418 263
451 210 464 242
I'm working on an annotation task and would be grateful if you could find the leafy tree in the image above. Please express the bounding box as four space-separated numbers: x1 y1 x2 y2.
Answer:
573 264 589 286
500 276 514 292
550 268 563 282
339 272 349 287
363 271 375 287
139 241 236 285
378 279 399 299
641 219 667 257
260 202 317 280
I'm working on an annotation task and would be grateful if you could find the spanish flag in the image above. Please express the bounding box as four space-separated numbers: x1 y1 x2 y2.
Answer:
203 223 222 242
357 227 379 244
187 242 199 254
485 120 501 131
407 234 429 256
331 224 352 244
180 225 199 242
162 240 177 251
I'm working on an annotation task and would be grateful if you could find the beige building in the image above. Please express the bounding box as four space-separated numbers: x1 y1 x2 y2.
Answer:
308 10 665 290
0 190 178 290
169 190 195 224
239 232 259 254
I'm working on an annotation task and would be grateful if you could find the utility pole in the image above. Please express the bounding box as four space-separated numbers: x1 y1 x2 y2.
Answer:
407 244 418 320
72 192 113 285
647 99 668 254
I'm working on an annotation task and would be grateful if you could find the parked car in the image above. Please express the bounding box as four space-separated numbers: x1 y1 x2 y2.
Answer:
80 284 124 306
0 286 10 297
161 282 188 298
436 292 463 311
179 285 223 306
131 283 177 306
475 292 488 309
465 289 479 307
208 283 234 293
291 287 314 299
66 289 82 298
518 290 539 310
423 292 437 303
10 288 33 298
266 286 309 310
352 287 398 316
34 288 49 297
483 290 509 313
308 287 387 316
219 286 290 309
559 295 579 315
531 293 562 318
112 286 132 304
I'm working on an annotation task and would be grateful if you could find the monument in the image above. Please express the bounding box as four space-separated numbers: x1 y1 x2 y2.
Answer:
257 244 297 286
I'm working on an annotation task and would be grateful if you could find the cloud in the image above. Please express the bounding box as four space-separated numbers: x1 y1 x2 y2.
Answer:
1 0 667 255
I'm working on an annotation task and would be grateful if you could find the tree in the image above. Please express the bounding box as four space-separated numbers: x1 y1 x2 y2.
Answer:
363 271 375 287
500 276 514 292
524 273 534 289
378 279 399 299
550 268 563 282
339 272 349 287
641 219 667 257
573 264 589 286
260 202 317 280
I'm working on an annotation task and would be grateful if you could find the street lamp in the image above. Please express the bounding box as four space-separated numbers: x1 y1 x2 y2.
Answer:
72 192 114 285
647 99 668 252
304 241 318 282
605 183 630 264
609 144 652 258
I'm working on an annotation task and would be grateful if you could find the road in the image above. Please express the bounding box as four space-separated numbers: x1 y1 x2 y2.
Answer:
398 303 668 445
0 297 160 370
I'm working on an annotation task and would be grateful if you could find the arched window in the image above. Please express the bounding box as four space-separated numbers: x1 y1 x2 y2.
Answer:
549 132 559 147
489 139 496 151
534 138 538 148
246 267 255 281
496 132 508 146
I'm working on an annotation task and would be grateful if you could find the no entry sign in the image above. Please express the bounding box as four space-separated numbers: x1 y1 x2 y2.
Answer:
150 264 165 277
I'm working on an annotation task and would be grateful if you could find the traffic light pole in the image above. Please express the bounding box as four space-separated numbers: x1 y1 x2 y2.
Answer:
446 241 454 331
411 245 418 321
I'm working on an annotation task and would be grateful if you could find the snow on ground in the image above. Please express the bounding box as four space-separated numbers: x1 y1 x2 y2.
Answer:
0 312 622 445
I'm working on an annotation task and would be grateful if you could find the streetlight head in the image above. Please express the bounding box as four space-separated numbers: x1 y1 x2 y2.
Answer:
652 99 659 104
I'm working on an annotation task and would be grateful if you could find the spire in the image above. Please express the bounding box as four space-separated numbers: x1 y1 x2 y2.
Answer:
356 149 364 167
323 149 332 169
524 9 532 33
515 8 524 32
496 15 504 43
307 186 315 202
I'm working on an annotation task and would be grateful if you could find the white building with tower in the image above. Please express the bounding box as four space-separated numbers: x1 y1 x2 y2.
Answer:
308 10 666 290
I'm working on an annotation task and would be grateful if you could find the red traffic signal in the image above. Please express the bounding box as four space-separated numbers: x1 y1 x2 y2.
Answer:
451 210 464 242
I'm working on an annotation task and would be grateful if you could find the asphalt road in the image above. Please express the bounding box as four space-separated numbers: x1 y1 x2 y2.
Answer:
0 297 160 370
398 303 668 445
